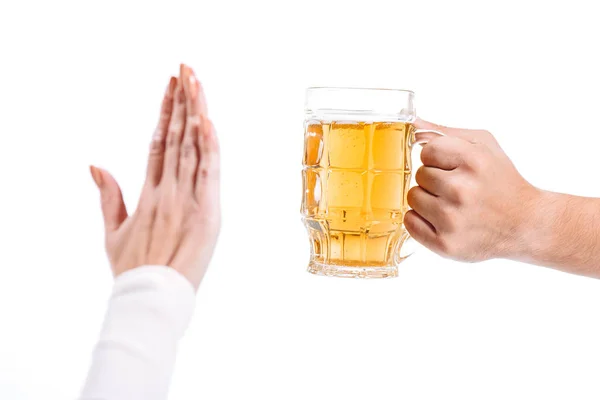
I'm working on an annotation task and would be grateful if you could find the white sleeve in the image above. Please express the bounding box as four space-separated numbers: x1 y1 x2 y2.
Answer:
79 265 196 400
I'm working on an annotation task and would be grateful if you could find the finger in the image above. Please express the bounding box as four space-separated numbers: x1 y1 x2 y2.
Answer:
178 64 200 189
404 210 438 250
420 135 468 170
415 166 452 196
406 186 443 227
90 166 128 232
194 69 208 115
162 78 187 183
146 77 177 187
415 118 481 143
414 130 444 144
195 115 220 200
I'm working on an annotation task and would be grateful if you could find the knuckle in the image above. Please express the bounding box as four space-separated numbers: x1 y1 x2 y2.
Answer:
198 166 209 180
205 142 220 157
440 207 459 232
403 210 420 234
447 177 469 204
157 210 172 225
450 187 466 206
197 163 220 182
202 128 220 153
465 151 487 171
156 198 179 224
160 101 173 116
420 141 443 165
430 198 458 233
187 116 201 129
437 235 459 258
198 149 221 177
415 166 425 184
149 137 165 155
166 131 181 147
420 144 435 165
180 140 197 159
473 130 495 146
402 210 414 227
406 186 419 207
176 89 185 104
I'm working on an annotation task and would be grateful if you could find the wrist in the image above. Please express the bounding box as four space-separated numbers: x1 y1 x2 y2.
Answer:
506 187 562 263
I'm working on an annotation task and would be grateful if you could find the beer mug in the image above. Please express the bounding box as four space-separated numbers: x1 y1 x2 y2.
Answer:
301 87 441 278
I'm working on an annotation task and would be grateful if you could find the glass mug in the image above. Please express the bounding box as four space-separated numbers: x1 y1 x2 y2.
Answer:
301 87 441 278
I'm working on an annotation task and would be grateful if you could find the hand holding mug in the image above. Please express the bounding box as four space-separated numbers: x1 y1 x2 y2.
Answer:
405 119 538 262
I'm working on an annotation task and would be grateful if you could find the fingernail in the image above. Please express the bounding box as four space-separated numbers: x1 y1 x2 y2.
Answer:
197 81 208 115
180 65 189 88
189 74 198 99
176 78 185 102
167 76 177 96
89 165 103 187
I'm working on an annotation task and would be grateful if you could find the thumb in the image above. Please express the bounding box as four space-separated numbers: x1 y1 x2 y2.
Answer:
90 166 128 232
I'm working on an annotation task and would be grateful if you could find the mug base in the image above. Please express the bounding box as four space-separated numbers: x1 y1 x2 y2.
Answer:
306 232 416 279
307 261 400 279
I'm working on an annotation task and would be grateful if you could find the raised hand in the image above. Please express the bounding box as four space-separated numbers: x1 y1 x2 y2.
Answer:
89 64 220 289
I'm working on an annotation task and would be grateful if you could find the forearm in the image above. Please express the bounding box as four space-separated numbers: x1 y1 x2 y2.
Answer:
511 190 600 277
79 266 195 400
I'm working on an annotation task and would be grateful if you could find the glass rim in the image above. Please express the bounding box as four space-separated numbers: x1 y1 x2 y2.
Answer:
306 86 415 95
305 86 416 121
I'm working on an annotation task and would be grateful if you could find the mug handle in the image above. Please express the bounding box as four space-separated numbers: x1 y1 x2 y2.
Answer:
397 127 446 260
409 127 445 188
412 128 445 145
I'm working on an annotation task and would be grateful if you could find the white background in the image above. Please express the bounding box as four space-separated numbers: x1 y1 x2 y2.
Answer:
1 1 600 399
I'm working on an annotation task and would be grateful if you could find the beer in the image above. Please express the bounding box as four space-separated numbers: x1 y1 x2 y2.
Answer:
301 120 414 278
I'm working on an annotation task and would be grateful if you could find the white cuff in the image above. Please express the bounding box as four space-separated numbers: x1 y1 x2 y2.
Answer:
79 265 196 400
109 265 196 339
